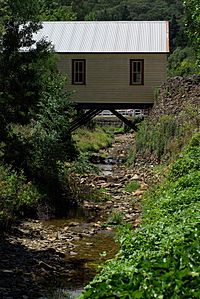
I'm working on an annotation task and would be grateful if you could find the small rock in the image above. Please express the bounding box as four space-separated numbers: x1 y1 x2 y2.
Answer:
68 222 79 227
73 236 81 241
125 214 132 219
69 251 78 256
132 174 140 180
133 190 144 197
63 226 69 231
140 182 149 190
106 227 113 231
93 176 106 182
92 223 101 228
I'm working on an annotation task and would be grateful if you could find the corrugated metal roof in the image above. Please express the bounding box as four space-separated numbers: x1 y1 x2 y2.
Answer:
33 21 169 53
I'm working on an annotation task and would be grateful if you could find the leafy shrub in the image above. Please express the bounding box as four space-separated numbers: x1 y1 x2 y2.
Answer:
0 164 41 230
79 133 200 298
168 132 200 179
168 47 199 77
68 152 99 175
2 76 79 216
124 180 140 193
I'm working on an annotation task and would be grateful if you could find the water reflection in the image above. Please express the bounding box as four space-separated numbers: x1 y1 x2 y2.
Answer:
46 231 118 299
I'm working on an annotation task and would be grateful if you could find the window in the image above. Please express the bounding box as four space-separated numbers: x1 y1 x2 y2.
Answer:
72 59 86 85
130 59 144 85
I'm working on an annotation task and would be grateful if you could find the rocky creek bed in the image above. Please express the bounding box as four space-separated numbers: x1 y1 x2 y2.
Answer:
0 133 158 299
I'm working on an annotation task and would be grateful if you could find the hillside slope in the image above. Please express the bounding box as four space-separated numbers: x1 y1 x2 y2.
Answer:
151 75 200 117
135 75 200 162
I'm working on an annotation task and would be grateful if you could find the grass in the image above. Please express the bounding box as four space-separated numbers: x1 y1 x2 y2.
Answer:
124 180 140 193
135 104 200 161
106 211 124 226
92 187 112 203
73 127 113 153
125 148 136 166
104 125 126 135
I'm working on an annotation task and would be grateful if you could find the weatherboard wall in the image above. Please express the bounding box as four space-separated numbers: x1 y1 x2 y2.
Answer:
57 53 167 104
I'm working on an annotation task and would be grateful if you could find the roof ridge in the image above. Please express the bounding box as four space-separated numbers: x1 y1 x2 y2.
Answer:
42 20 168 23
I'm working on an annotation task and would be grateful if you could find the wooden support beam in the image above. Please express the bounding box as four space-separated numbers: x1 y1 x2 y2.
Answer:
70 109 97 127
69 109 102 132
110 109 138 131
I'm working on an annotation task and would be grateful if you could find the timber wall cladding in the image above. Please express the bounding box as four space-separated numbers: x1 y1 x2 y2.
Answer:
57 53 167 104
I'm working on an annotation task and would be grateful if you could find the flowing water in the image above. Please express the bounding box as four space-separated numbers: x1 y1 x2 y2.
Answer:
42 154 124 298
41 157 119 298
42 213 118 298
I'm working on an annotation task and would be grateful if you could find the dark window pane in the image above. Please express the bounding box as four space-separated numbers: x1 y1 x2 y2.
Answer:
133 62 136 72
75 73 79 83
79 73 83 83
79 62 83 72
75 62 79 73
131 60 143 84
137 62 141 72
136 73 141 83
73 60 86 84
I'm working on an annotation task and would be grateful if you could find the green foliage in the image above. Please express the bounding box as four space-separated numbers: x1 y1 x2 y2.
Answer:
97 188 112 201
67 152 99 175
169 132 200 179
168 47 199 77
184 0 200 66
39 0 77 21
124 180 140 193
66 174 110 204
72 0 186 49
125 149 136 166
102 125 125 135
79 133 200 299
0 0 78 219
73 127 113 153
0 163 41 229
135 115 177 159
5 75 78 214
31 75 77 164
106 211 124 226
0 0 55 129
135 104 200 161
1 0 41 22
84 187 112 203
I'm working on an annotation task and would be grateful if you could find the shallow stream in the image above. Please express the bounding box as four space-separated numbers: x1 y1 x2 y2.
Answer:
42 208 118 298
43 156 120 298
43 130 134 298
